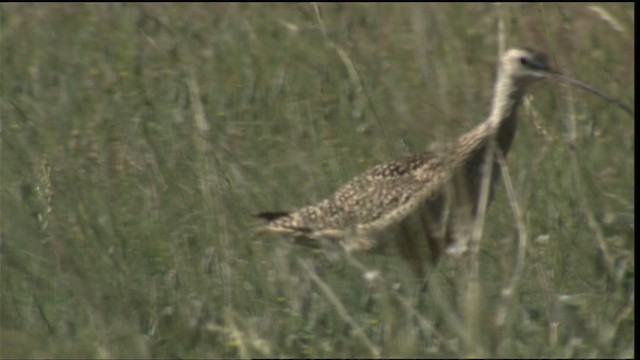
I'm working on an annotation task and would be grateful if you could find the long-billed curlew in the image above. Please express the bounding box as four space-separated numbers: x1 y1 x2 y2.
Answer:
255 48 633 288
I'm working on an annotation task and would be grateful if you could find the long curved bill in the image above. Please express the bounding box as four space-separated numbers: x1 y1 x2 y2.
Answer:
547 71 634 117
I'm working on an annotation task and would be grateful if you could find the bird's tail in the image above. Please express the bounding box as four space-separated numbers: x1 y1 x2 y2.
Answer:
253 211 291 222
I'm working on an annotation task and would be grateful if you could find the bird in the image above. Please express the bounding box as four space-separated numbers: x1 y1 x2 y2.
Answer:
255 48 633 289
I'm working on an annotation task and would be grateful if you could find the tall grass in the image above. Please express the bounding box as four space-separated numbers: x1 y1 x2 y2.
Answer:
1 3 634 357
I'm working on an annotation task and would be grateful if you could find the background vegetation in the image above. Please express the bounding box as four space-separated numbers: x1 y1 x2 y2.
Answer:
1 3 634 358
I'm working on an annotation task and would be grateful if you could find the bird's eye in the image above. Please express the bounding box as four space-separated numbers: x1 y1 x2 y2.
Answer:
519 57 530 66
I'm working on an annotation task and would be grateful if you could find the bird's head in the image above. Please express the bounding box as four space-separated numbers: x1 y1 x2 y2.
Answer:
499 48 633 116
500 48 556 85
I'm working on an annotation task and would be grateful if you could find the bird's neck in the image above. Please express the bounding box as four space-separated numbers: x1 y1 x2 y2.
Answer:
451 74 527 161
486 74 527 155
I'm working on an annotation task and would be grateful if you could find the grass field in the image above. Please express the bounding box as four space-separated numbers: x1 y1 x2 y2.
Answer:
0 3 634 358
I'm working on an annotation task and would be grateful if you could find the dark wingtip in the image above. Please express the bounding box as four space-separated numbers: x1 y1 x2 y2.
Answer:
254 211 290 221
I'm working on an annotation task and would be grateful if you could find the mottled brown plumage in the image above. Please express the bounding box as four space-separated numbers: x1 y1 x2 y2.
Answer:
255 48 630 286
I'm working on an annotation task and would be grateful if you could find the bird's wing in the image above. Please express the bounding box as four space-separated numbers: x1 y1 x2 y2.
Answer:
351 152 452 234
260 151 453 236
